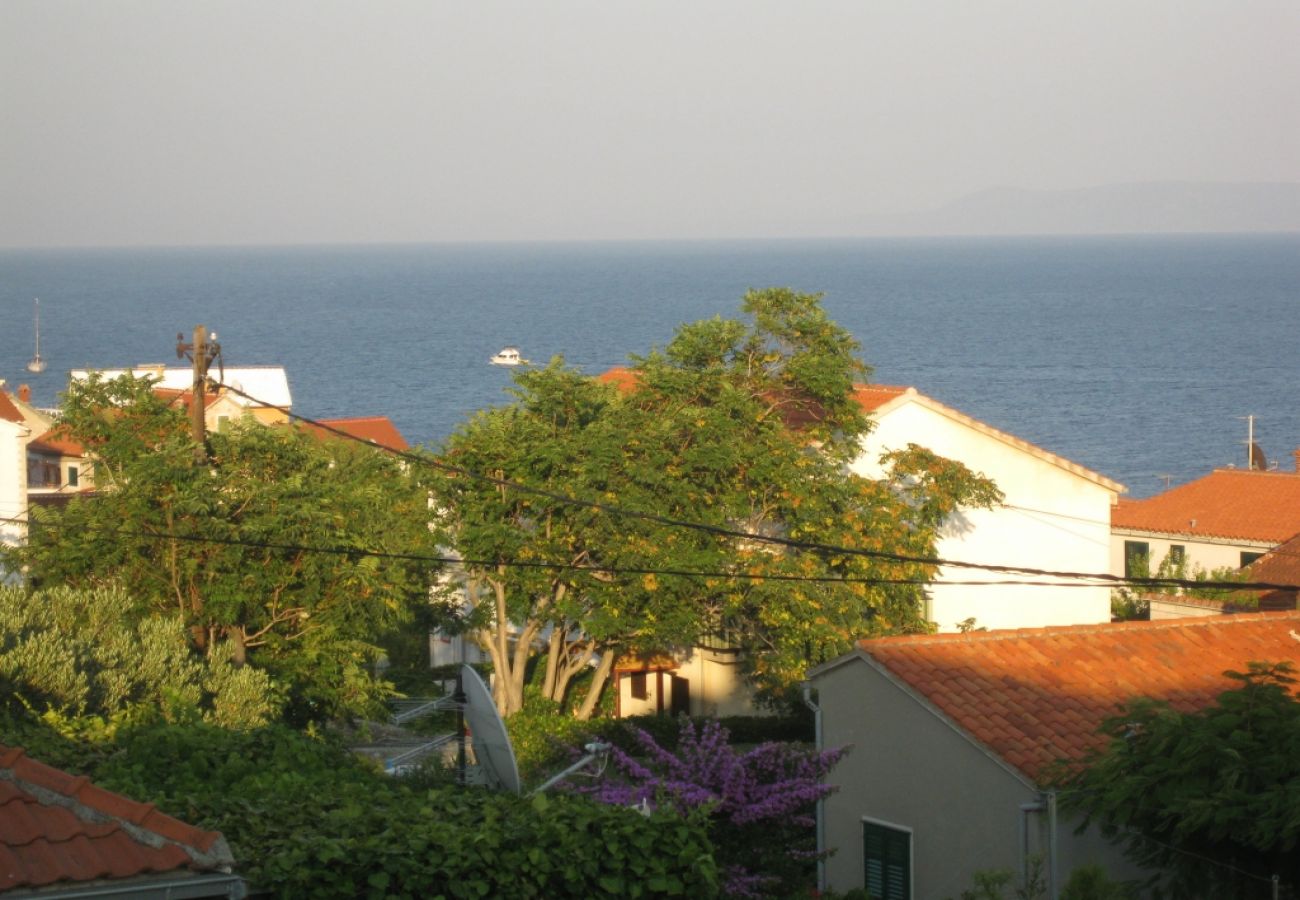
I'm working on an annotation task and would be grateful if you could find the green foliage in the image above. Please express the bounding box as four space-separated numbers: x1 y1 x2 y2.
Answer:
0 583 279 728
435 289 1001 716
9 374 449 721
951 855 1046 900
1058 662 1300 898
1112 549 1255 620
1059 864 1137 900
90 722 719 898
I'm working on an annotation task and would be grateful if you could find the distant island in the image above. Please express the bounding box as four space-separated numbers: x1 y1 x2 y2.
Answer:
852 182 1300 237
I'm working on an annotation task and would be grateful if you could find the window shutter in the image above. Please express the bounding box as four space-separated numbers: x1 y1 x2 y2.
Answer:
863 821 910 900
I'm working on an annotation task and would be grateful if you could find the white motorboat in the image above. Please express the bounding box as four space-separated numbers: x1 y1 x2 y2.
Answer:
489 347 530 366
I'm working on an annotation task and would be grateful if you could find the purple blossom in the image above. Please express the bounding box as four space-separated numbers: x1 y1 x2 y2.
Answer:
569 719 847 898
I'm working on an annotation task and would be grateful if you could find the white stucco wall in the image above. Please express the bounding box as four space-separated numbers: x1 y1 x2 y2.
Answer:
1110 531 1271 578
853 399 1118 631
617 648 759 718
0 417 29 579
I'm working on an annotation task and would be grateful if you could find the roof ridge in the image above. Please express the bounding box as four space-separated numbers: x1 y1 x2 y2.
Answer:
0 745 232 865
860 609 1300 649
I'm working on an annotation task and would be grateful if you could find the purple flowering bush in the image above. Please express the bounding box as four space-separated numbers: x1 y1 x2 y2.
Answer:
571 718 846 898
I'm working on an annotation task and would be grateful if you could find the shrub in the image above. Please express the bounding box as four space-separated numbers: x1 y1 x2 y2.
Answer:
570 717 843 898
95 722 719 898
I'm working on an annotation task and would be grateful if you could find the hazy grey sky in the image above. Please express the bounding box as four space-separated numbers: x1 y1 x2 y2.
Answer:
3 1 1297 247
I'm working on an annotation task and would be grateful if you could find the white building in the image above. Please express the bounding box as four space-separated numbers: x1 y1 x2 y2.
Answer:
851 386 1125 632
0 388 31 566
1110 463 1300 581
70 365 293 423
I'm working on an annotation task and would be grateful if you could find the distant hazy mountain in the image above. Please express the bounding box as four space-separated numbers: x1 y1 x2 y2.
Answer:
853 182 1300 237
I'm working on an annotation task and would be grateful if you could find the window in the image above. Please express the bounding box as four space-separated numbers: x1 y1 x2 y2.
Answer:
217 415 230 432
863 819 911 900
1124 541 1150 579
1168 545 1185 566
1241 552 1263 567
67 466 79 488
630 671 648 700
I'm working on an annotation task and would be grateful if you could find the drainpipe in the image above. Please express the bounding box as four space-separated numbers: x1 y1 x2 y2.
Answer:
1047 790 1059 900
1019 794 1059 899
1019 799 1044 889
802 681 826 894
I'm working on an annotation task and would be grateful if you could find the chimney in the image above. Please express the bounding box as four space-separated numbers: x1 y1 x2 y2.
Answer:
17 384 31 403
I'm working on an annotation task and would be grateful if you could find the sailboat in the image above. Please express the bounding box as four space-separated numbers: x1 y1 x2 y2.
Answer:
26 299 46 374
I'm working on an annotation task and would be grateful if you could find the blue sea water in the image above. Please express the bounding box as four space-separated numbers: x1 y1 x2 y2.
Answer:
1 234 1297 499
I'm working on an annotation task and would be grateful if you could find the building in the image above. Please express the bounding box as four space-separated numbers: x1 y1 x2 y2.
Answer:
70 365 293 427
593 372 1126 715
0 386 32 562
807 612 1300 900
1111 462 1300 580
0 744 246 898
852 386 1124 632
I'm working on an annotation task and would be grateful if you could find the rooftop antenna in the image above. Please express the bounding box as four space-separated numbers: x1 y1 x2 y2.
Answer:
25 299 46 374
1156 473 1174 489
1239 415 1266 470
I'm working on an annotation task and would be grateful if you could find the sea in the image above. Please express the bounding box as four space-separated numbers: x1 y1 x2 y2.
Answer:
1 233 1297 499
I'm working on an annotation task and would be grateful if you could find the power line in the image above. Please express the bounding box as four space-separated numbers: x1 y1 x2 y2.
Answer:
213 380 1300 592
7 510 1298 595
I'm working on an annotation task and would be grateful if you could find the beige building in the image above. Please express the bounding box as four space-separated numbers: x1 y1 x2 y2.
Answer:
808 612 1300 899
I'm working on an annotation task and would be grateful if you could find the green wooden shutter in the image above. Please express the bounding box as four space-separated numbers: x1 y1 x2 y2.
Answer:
863 820 910 900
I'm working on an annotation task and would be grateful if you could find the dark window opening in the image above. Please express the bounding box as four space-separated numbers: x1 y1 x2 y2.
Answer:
1124 541 1150 579
1168 545 1185 566
1241 551 1264 568
630 671 647 700
864 820 911 900
67 466 79 487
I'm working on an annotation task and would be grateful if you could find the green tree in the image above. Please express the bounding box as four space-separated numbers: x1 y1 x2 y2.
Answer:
1058 662 1300 898
7 375 447 719
0 583 279 728
434 289 1001 717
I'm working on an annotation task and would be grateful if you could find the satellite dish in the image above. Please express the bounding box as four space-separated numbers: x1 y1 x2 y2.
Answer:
459 664 521 795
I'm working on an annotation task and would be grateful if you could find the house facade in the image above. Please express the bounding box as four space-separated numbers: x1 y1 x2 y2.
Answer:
1110 465 1300 584
0 387 31 564
851 386 1124 632
70 365 294 427
808 612 1300 899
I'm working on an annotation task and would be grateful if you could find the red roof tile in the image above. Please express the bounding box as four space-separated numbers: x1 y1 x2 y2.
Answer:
1112 469 1300 542
27 424 86 457
0 745 234 893
301 416 409 451
854 612 1300 783
0 390 24 424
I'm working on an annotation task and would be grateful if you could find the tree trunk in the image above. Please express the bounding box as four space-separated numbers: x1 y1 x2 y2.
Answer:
573 650 615 720
224 626 247 666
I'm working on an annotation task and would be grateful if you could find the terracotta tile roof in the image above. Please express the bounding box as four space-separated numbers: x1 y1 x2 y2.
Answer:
0 745 235 893
852 612 1300 783
301 416 409 451
27 424 85 457
1112 469 1300 542
851 384 911 411
153 386 224 411
0 389 24 424
1248 533 1300 609
596 366 640 393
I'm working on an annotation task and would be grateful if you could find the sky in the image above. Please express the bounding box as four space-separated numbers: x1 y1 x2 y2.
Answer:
2 1 1297 247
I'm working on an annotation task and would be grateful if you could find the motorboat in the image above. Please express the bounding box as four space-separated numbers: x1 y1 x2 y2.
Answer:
489 347 530 366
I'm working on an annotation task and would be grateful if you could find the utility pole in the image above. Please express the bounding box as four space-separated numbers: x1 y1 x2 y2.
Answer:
176 326 221 463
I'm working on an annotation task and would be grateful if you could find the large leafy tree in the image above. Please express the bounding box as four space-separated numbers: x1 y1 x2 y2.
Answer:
1059 662 1300 898
434 288 1001 717
9 375 446 719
